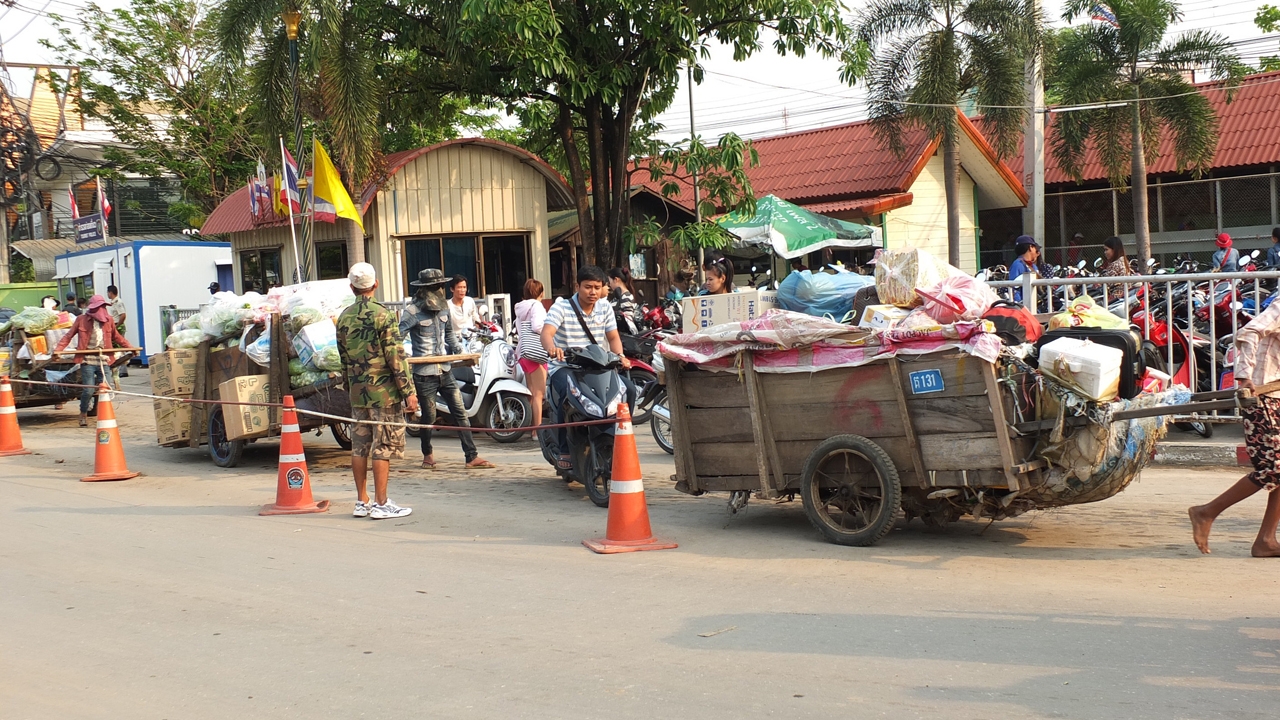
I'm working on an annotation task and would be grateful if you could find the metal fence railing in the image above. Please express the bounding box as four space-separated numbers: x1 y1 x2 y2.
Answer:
985 270 1280 424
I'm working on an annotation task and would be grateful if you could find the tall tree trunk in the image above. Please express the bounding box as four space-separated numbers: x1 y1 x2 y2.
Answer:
585 97 609 267
942 133 962 268
345 217 364 266
1130 102 1151 266
557 104 593 270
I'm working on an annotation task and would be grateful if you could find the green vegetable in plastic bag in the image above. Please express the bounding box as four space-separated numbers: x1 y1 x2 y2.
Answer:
9 307 59 334
287 306 325 335
313 344 342 371
288 358 306 375
290 369 326 388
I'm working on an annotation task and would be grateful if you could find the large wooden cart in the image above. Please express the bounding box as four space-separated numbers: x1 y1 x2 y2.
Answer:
4 331 136 408
665 350 1055 546
174 316 352 467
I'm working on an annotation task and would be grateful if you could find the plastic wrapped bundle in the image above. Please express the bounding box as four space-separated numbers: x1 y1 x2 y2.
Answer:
776 269 874 320
8 307 60 334
873 248 966 308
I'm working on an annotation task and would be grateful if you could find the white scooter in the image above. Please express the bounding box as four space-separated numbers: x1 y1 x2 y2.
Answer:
409 321 535 443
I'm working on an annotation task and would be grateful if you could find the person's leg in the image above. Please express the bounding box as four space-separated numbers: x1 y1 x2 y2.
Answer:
1254 489 1280 557
352 456 369 503
77 365 98 419
373 459 390 505
549 367 571 461
439 371 481 463
350 407 373 505
414 374 440 466
528 365 546 426
1190 476 1261 554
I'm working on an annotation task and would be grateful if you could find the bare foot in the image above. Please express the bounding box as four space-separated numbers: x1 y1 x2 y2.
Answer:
1189 505 1215 554
1252 539 1280 557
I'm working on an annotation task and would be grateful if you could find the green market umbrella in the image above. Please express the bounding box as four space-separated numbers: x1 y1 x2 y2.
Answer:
715 194 882 260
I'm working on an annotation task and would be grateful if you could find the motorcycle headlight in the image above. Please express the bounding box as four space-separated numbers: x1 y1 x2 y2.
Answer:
567 376 604 417
606 385 626 417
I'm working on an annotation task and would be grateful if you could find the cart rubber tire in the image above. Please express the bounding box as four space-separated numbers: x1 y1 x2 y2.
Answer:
208 406 245 468
1191 421 1214 439
331 422 353 450
799 434 901 547
485 394 532 443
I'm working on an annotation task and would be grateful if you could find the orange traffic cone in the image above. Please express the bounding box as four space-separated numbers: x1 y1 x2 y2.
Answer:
0 376 30 456
583 402 677 554
260 395 329 516
82 383 139 482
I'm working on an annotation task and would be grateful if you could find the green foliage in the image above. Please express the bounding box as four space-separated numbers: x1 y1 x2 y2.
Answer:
43 0 261 215
394 0 853 266
1049 0 1248 185
1255 4 1280 71
9 255 34 284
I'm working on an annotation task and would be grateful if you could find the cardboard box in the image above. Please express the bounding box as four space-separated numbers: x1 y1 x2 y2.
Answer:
149 348 199 397
218 374 270 441
152 398 193 445
858 304 912 330
681 289 778 331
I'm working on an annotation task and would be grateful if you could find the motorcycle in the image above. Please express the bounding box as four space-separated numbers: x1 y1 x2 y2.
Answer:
537 345 631 507
408 321 534 443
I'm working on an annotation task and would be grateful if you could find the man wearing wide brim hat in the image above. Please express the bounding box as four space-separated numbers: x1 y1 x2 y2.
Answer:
1213 233 1241 272
399 268 495 470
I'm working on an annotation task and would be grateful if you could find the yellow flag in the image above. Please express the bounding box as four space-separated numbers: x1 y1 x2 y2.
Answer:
271 174 286 216
311 139 363 230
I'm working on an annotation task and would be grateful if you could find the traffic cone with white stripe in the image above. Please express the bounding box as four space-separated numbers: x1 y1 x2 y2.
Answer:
583 402 677 554
259 395 329 515
0 376 30 456
82 383 139 482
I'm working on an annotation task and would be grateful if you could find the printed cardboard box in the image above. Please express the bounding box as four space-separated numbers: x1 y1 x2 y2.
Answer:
858 304 912 330
149 348 199 397
681 289 778 331
218 374 270 441
152 398 193 445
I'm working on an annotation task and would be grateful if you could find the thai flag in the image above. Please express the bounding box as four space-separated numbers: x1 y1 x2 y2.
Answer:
254 162 272 215
280 149 302 214
248 177 260 216
1090 3 1120 27
96 177 112 219
67 186 79 219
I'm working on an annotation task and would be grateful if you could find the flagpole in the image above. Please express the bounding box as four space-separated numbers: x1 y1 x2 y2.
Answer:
280 136 303 284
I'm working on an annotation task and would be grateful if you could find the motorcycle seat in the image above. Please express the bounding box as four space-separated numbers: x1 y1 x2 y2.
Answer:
451 365 476 386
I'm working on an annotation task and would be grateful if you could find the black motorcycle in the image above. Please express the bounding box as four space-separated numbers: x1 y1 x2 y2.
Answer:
537 345 631 508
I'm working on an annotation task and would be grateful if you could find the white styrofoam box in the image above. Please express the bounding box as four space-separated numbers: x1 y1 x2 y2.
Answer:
292 318 338 370
1039 337 1124 401
681 289 776 331
858 304 911 329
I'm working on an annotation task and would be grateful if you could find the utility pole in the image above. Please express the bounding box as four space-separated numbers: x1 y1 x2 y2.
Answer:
688 63 704 284
1022 0 1046 257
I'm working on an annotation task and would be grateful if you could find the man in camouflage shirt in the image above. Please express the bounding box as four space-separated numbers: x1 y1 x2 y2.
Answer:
335 262 419 520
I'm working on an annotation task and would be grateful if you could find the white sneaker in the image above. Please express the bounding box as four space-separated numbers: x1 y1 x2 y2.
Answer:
369 500 412 519
353 500 372 518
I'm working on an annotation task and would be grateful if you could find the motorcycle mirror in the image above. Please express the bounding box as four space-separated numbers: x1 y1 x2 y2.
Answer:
1077 259 1087 269
1251 249 1261 259
1093 257 1103 268
1147 258 1157 267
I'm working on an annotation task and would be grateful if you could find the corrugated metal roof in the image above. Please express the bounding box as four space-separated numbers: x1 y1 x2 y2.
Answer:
1003 70 1280 184
12 238 106 281
645 111 1024 211
203 138 576 236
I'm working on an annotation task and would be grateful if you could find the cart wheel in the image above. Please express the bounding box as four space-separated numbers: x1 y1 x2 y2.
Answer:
800 435 901 546
331 422 353 450
1191 421 1214 439
485 394 532 443
208 406 245 468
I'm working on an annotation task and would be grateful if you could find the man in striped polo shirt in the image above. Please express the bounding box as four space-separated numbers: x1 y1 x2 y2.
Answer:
540 265 631 471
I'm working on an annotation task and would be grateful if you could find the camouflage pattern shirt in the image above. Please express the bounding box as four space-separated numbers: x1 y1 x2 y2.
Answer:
335 296 416 408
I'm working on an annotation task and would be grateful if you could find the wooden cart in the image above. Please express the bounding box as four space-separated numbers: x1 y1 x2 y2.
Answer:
665 350 1047 546
175 316 352 467
4 332 137 408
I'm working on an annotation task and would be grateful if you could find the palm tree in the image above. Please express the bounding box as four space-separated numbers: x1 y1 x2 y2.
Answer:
1051 0 1247 265
216 0 381 264
851 0 1041 267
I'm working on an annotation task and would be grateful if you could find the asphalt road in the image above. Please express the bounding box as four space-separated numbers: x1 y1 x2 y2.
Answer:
3 375 1279 719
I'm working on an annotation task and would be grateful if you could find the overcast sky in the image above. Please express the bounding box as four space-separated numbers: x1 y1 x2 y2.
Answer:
1 0 1274 145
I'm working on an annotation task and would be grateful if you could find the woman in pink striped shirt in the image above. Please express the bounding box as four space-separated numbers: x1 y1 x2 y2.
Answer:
1190 299 1280 556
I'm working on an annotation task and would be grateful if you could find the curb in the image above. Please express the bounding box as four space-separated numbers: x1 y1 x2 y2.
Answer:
1153 443 1247 468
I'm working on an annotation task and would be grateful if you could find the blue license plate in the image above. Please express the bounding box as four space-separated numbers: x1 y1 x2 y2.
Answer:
909 369 945 395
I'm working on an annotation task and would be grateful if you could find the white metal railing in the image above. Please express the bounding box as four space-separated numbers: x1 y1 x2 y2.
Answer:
985 269 1280 423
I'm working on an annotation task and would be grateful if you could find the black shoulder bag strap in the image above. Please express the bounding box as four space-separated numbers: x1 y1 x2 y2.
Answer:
570 296 599 346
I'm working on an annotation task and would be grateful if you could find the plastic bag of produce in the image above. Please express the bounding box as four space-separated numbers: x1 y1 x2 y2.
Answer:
1048 295 1128 330
8 307 59 334
915 274 1000 324
165 328 204 349
290 369 327 388
874 248 966 308
242 318 273 366
776 269 875 319
292 318 340 371
286 305 325 335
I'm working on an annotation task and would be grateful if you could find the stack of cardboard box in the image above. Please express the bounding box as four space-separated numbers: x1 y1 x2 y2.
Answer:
217 375 271 441
150 349 198 446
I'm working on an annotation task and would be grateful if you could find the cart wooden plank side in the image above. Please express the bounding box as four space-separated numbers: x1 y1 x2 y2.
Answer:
666 349 1042 546
176 316 352 467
